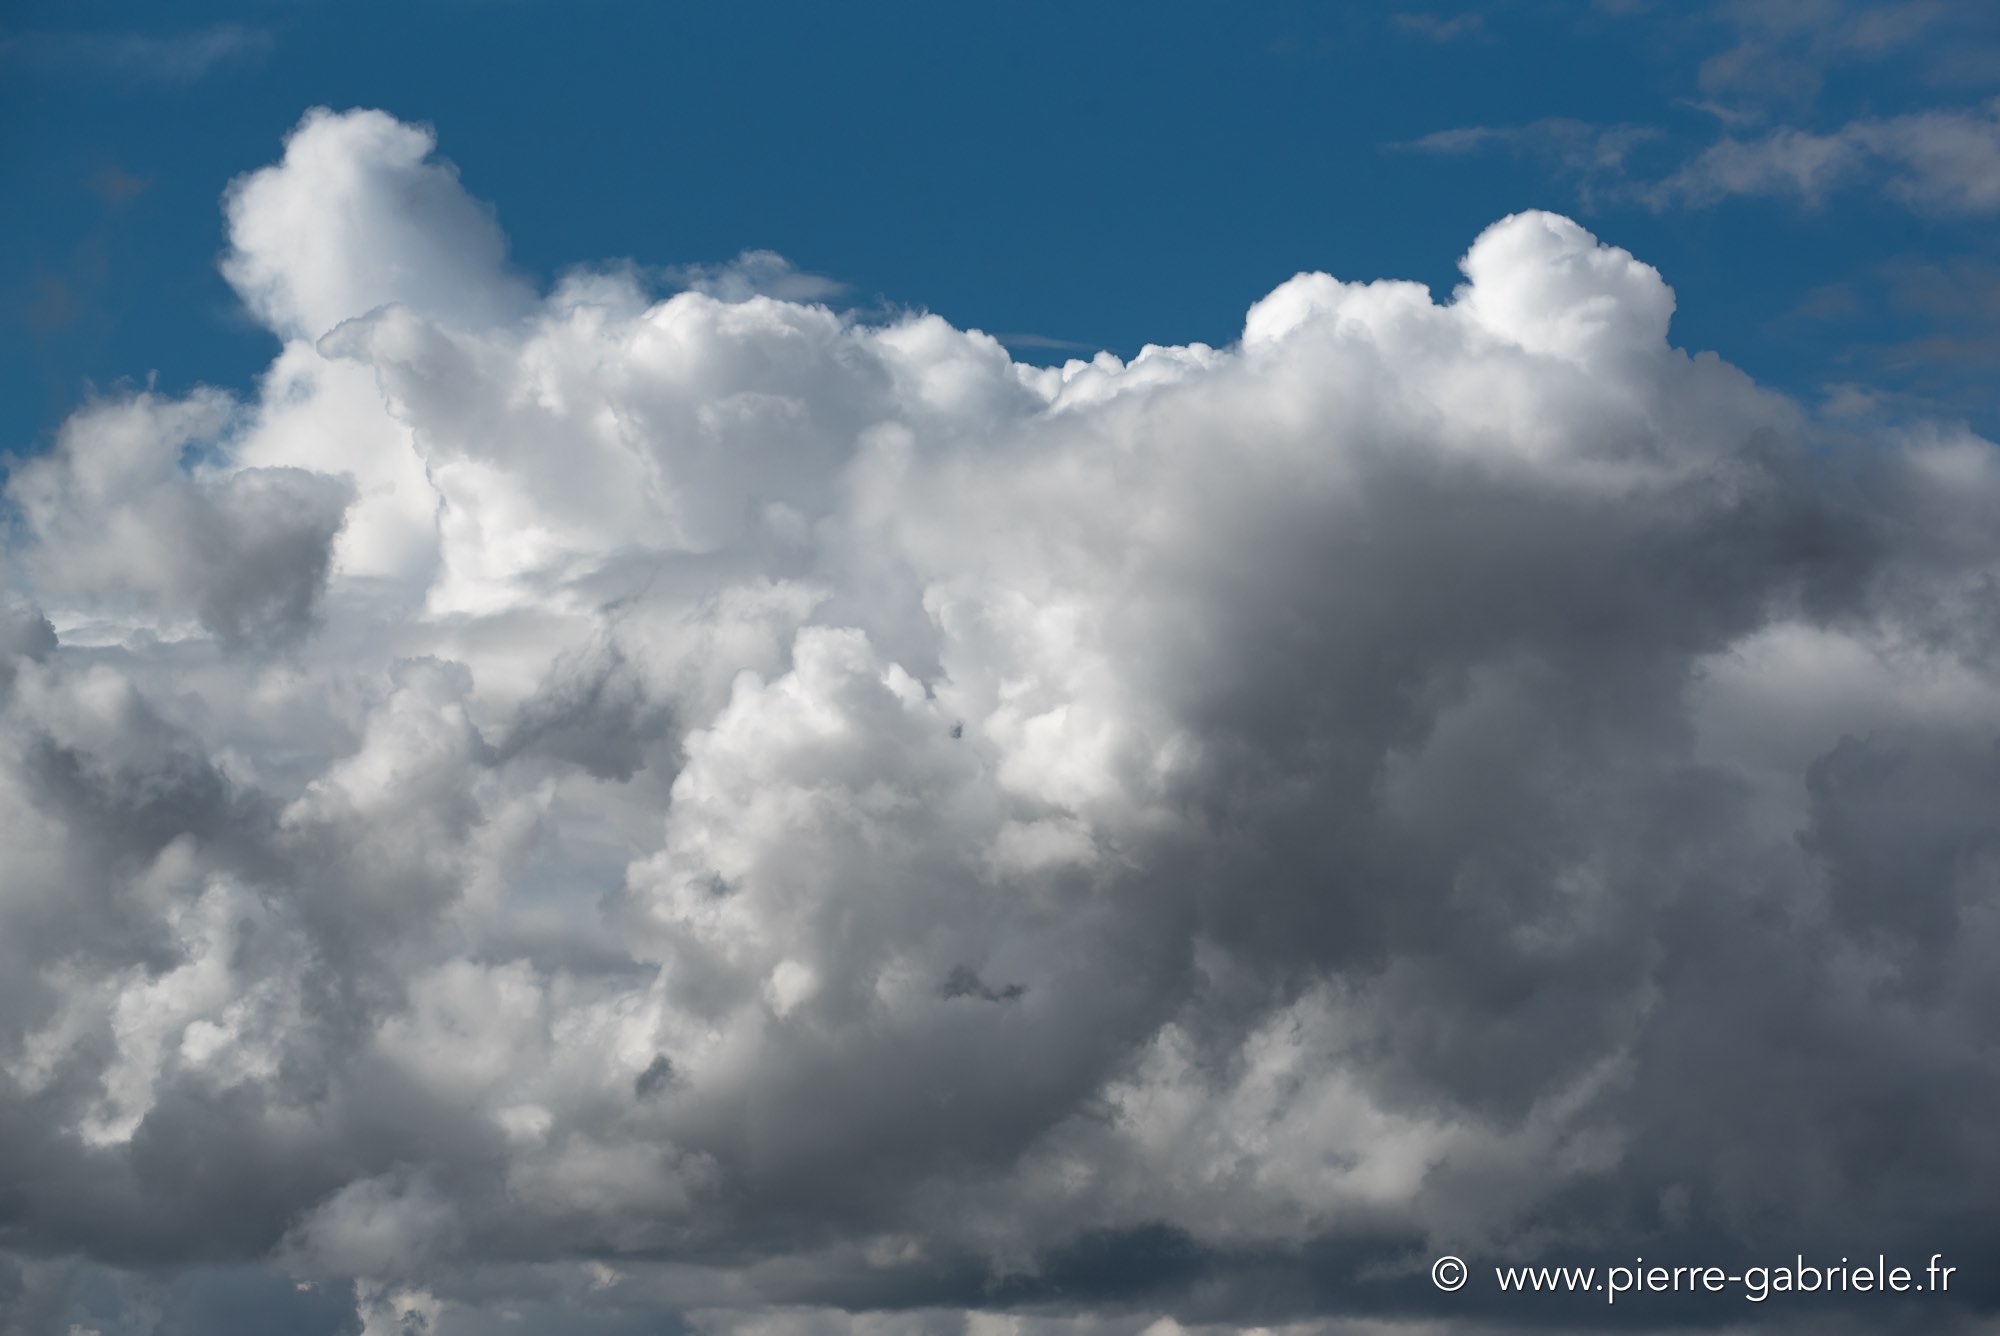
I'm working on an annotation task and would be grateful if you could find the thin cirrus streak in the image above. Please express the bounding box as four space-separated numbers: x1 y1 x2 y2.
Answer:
3 106 1999 1335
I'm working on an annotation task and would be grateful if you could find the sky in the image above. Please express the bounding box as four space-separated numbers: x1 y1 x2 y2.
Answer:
4 3 2000 1335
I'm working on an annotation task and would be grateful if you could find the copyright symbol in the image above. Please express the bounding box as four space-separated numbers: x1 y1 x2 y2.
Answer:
1432 1255 1468 1292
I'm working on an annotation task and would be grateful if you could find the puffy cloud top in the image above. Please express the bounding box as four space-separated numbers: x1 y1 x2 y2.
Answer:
4 108 2000 1336
221 108 533 339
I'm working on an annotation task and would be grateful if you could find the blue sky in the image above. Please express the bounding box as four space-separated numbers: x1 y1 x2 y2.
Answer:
8 0 2000 452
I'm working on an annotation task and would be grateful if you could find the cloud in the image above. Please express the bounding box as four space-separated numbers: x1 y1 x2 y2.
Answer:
0 24 272 86
89 165 150 210
1405 102 2000 218
991 332 1099 354
5 107 2000 1335
5 391 353 646
221 108 535 341
1396 118 1664 187
663 251 850 305
1693 0 1979 114
1651 102 2000 211
1394 4 2000 223
1775 254 2000 422
16 167 154 347
1390 12 1485 42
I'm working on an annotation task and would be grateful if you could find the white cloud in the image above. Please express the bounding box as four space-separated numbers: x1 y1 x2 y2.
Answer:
5 107 2000 1335
222 108 534 341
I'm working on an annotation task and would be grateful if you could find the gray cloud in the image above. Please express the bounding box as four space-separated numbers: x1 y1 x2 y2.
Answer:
3 109 2000 1336
5 391 353 647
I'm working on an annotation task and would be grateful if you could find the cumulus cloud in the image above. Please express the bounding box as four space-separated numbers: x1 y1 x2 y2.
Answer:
4 107 2000 1335
6 392 353 646
221 108 534 341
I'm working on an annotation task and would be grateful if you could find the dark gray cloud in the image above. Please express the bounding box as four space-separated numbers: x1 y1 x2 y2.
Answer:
3 109 1999 1336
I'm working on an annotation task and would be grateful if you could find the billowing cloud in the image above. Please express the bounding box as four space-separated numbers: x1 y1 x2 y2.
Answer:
221 108 534 341
7 391 353 647
4 108 2000 1335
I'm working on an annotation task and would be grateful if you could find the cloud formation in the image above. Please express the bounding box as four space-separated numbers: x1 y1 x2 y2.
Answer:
4 109 2000 1334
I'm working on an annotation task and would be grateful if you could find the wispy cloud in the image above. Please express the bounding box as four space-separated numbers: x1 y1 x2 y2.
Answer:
1649 125 1861 206
1402 99 2000 218
1400 118 1661 169
1 23 273 86
1391 12 1486 42
1780 252 2000 420
1696 0 1996 116
1653 102 2000 212
992 331 1098 353
88 164 151 210
1393 118 1664 205
662 249 848 303
17 165 152 343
